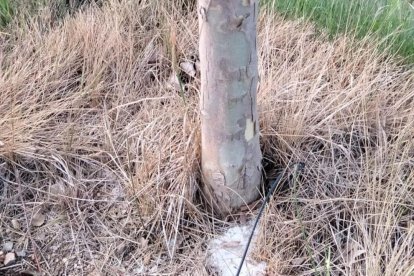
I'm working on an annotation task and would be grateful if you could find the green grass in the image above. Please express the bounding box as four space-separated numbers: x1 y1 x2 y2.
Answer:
264 0 414 62
0 0 12 27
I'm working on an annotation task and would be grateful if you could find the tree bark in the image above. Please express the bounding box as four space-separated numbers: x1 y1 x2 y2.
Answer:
198 0 262 214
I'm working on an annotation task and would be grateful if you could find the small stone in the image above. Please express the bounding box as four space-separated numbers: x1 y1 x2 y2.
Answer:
139 237 148 248
167 73 181 92
35 232 46 240
291 257 306 266
16 250 26 257
50 182 66 196
11 219 21 230
31 212 46 227
180 61 196 77
0 141 4 147
3 242 13 252
4 252 16 265
143 254 151 266
62 257 68 264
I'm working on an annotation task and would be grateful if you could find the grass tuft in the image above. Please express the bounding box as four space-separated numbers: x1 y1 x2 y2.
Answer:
0 0 12 27
264 0 414 62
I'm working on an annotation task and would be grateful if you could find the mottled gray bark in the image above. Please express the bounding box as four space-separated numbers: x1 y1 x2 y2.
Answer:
198 0 262 213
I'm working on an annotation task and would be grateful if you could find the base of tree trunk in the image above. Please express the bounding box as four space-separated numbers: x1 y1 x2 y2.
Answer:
198 0 262 215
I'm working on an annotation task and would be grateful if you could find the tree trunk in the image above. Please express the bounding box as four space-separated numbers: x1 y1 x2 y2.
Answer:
198 0 262 214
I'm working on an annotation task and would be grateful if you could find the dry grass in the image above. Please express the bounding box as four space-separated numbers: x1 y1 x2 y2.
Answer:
0 1 413 275
258 12 414 276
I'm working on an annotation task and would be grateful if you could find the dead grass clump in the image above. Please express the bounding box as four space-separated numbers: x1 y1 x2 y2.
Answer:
1 1 208 275
257 11 414 276
0 1 413 275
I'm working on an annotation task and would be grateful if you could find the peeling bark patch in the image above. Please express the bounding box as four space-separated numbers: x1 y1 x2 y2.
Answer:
200 7 208 22
242 0 251 6
223 131 243 141
212 171 225 186
211 171 232 203
237 118 246 128
234 16 244 29
240 166 247 189
254 120 257 137
245 118 254 141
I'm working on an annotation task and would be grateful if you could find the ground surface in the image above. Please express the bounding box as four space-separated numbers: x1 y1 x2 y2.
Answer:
0 1 413 275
